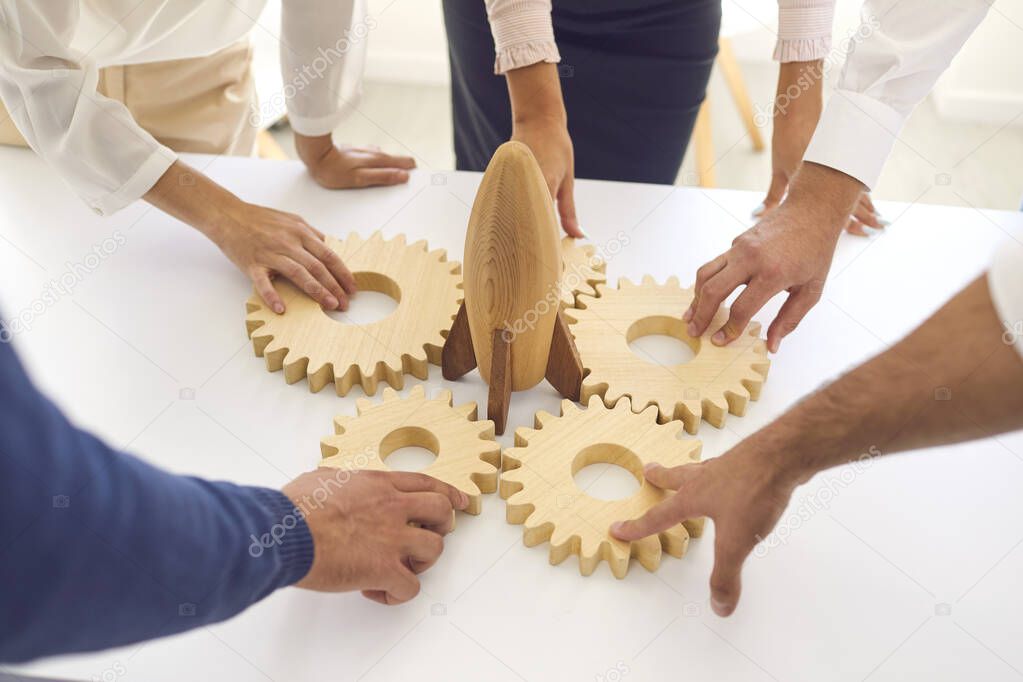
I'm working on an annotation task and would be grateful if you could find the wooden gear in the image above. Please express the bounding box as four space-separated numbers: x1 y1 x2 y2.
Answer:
566 276 770 434
559 236 607 309
246 231 462 396
319 385 500 515
501 395 704 578
442 142 583 435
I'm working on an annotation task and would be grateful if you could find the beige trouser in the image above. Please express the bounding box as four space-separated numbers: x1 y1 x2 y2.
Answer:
0 40 257 156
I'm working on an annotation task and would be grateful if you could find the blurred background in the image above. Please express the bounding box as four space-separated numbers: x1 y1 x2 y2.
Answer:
256 0 1023 211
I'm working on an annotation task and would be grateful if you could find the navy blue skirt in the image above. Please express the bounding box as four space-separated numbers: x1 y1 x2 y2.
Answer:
443 0 722 184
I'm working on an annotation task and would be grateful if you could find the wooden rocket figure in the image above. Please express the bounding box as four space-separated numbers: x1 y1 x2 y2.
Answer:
442 141 584 434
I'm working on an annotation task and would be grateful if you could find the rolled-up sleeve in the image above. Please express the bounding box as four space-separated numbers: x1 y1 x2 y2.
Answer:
0 1 175 216
280 0 368 136
803 0 990 190
774 0 835 63
485 0 560 74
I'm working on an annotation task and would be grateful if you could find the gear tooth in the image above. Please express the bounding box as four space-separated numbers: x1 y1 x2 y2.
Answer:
560 399 579 416
409 238 428 253
533 410 557 428
332 415 354 434
632 535 664 573
319 438 339 459
660 525 690 558
562 308 581 324
453 401 477 419
502 446 525 471
355 397 376 414
513 427 535 447
619 278 635 289
431 387 452 405
392 233 406 247
406 384 426 400
641 274 657 286
381 387 399 401
747 321 763 337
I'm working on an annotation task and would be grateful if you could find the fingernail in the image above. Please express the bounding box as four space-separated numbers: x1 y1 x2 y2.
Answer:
459 491 469 508
325 296 339 309
609 521 625 535
751 202 767 218
643 462 661 474
712 331 726 345
683 308 693 322
711 597 731 617
688 322 698 337
273 303 285 314
877 218 890 227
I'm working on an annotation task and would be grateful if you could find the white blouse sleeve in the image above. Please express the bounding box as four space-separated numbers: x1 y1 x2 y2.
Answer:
280 0 368 136
774 0 836 63
0 1 175 216
485 0 560 75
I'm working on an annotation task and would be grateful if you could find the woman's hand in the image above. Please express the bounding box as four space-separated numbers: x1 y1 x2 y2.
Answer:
611 445 798 617
144 160 357 314
506 61 583 238
759 61 885 235
512 116 582 237
296 133 416 189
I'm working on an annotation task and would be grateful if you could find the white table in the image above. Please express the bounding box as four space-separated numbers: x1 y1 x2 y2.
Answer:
3 148 1023 682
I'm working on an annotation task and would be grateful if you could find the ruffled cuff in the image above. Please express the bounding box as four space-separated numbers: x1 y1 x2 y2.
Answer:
494 41 561 75
773 36 833 63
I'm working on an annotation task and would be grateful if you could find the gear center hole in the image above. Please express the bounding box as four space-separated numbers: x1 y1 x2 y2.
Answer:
572 444 644 501
627 315 698 366
325 272 401 326
380 426 438 473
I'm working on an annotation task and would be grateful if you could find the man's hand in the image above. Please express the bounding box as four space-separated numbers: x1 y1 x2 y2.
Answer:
285 469 469 605
685 162 864 352
296 133 416 189
506 62 583 238
758 61 884 236
611 449 796 617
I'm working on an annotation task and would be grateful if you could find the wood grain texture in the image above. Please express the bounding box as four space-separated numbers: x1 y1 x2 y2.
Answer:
463 141 562 391
545 310 583 401
565 276 770 434
488 328 513 435
501 396 704 578
246 231 462 396
559 237 607 309
320 385 500 515
441 302 477 380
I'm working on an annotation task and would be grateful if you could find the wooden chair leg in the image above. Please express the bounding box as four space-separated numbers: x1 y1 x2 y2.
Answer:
717 37 765 152
693 99 716 188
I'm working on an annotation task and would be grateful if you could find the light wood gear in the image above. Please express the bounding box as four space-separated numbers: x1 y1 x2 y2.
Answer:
319 385 500 515
566 276 770 434
559 237 607 309
501 396 704 578
246 231 462 396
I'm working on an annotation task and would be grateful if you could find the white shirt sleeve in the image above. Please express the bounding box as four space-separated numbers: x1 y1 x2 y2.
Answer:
988 241 1023 362
803 0 990 190
0 1 176 216
280 0 368 137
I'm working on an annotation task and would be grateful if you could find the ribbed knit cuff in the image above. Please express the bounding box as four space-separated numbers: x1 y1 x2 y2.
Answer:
249 487 315 587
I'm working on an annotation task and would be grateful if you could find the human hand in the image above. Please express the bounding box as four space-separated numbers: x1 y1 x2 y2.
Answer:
216 200 357 314
686 163 864 352
758 61 885 237
296 133 416 189
512 117 582 238
284 469 469 605
610 448 796 617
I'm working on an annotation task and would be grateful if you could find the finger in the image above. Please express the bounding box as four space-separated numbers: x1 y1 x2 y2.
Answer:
688 266 749 338
711 282 775 346
274 256 339 310
643 461 698 491
353 167 411 188
685 255 727 322
293 249 346 311
360 151 417 170
709 530 752 617
844 217 870 237
403 492 456 535
766 286 820 353
610 497 689 542
386 471 469 511
303 236 358 298
852 202 882 230
381 563 421 605
251 268 285 314
403 528 445 574
861 192 876 214
361 589 389 605
557 175 584 238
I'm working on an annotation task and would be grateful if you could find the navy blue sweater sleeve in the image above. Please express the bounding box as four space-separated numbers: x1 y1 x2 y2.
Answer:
0 340 314 663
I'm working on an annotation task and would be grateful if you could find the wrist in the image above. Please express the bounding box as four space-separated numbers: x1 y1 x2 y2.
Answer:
295 132 334 170
507 62 567 127
784 162 864 229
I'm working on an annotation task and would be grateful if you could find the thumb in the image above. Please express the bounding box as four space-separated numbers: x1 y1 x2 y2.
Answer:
557 175 583 238
709 530 750 617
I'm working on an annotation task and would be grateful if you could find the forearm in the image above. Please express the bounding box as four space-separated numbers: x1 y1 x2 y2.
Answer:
0 341 312 662
143 160 245 246
753 276 1023 483
506 61 566 126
